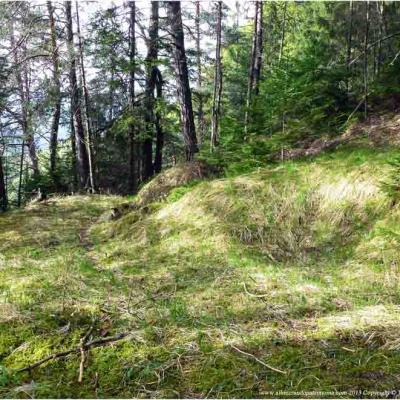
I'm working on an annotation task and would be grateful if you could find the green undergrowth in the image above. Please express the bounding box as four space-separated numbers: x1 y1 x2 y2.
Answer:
1 144 400 398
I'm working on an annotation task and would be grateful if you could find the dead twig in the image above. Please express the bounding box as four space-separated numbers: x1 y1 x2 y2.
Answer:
78 325 94 383
243 282 269 298
17 332 130 373
230 344 286 375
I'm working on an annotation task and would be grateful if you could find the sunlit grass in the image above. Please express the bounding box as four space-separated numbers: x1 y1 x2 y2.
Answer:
1 146 400 397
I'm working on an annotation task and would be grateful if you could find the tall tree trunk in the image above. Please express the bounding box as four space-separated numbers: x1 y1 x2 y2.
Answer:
142 1 159 181
278 2 287 65
47 1 61 187
211 1 223 150
346 0 354 96
244 1 259 137
167 1 198 161
128 1 138 193
70 106 78 190
23 54 39 178
364 0 370 119
235 1 240 33
17 138 25 207
381 2 391 56
0 153 7 212
195 1 205 144
154 69 164 174
65 1 90 189
76 2 95 192
253 1 263 95
10 18 39 178
376 1 384 76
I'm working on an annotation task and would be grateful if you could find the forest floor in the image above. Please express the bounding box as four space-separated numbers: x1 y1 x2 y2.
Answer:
2 120 400 397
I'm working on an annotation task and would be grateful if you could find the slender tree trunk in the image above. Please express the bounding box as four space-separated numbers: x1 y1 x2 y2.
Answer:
109 68 115 121
364 0 370 119
381 2 392 56
70 106 78 190
142 1 159 181
10 19 39 178
253 1 263 95
235 1 240 33
75 2 95 192
195 1 205 144
128 1 138 192
278 2 287 65
23 56 39 178
167 1 198 161
47 1 61 187
17 139 25 207
377 1 384 76
65 1 90 189
154 69 164 174
0 153 7 212
211 1 223 150
346 0 354 97
373 34 377 77
244 1 259 137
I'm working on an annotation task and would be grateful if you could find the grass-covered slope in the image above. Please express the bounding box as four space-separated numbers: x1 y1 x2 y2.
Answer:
1 143 400 398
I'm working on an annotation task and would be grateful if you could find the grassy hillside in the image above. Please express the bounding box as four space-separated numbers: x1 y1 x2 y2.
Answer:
1 139 400 397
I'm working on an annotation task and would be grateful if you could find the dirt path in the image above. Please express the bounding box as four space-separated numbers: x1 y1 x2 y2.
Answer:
78 223 101 268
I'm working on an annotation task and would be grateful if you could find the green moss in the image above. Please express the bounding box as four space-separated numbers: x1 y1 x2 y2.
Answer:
1 146 400 397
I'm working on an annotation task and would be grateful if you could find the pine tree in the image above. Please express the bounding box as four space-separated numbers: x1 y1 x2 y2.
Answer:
47 1 61 187
166 1 198 161
65 1 90 189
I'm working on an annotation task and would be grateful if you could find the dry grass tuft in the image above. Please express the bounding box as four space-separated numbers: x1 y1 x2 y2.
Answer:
136 160 217 206
2 142 400 397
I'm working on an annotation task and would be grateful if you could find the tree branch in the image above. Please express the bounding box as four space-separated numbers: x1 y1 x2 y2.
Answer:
349 31 400 66
17 332 130 374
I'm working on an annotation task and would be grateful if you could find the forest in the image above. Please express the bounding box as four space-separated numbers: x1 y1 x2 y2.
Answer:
1 0 400 398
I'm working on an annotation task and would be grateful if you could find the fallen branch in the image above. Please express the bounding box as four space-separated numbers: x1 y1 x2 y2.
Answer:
349 30 400 66
78 325 94 383
17 332 130 373
243 282 269 298
230 344 286 375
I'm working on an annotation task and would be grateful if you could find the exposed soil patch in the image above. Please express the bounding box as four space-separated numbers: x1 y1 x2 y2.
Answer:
276 113 400 161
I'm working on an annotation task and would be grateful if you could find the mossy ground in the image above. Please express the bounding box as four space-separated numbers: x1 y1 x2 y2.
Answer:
1 143 400 398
